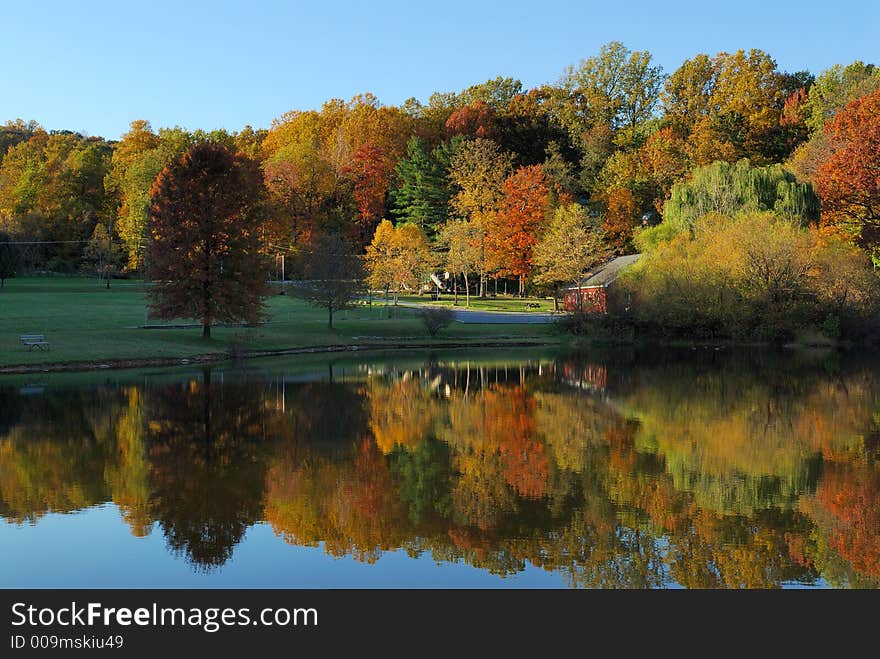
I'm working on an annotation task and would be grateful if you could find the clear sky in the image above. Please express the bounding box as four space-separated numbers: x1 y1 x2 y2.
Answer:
2 0 877 141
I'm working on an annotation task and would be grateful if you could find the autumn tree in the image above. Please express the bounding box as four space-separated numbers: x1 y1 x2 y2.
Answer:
0 130 112 268
493 90 573 167
578 124 616 195
445 100 496 139
82 222 125 284
532 203 612 310
639 126 691 212
448 138 513 296
541 141 580 202
0 231 19 288
0 119 40 158
438 219 480 306
262 112 339 247
486 165 552 295
560 42 664 132
105 121 203 269
146 143 269 338
364 219 397 302
365 220 432 305
262 94 414 248
457 76 524 109
662 50 806 165
602 188 640 252
342 142 389 249
299 232 366 328
814 89 880 259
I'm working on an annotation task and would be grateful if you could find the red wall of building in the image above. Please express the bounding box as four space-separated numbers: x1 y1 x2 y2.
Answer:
563 287 606 313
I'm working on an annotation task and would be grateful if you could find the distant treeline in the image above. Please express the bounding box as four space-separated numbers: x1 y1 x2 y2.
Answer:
1 44 879 339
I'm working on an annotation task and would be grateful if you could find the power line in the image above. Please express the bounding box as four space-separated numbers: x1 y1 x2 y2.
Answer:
4 239 112 245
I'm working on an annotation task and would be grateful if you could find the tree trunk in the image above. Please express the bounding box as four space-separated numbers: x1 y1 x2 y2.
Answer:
464 273 470 308
328 303 333 329
202 369 212 454
202 323 211 339
453 276 458 305
479 239 485 298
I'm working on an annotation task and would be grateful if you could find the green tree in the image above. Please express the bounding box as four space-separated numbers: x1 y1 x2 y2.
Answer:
805 61 880 133
660 159 819 236
390 137 451 237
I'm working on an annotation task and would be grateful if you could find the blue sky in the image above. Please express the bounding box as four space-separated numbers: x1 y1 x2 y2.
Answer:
2 0 877 140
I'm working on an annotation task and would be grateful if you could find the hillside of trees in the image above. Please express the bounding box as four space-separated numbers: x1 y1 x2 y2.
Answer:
2 43 879 339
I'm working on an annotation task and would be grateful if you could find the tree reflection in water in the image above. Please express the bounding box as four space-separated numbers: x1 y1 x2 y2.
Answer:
1 349 879 587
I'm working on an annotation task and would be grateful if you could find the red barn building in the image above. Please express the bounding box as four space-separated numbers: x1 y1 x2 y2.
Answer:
563 254 641 313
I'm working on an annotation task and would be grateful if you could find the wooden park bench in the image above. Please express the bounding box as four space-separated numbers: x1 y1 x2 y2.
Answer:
20 334 50 351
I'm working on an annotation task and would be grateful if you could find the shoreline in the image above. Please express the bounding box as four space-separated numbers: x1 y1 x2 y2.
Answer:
0 339 558 375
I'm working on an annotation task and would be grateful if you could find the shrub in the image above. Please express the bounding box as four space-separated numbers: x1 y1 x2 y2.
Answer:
556 310 636 343
419 307 455 336
618 212 879 342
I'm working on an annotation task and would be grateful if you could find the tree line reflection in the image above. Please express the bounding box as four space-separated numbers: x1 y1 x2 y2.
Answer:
1 350 878 587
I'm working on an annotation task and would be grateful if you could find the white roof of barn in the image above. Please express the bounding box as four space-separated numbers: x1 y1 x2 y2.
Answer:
564 254 642 290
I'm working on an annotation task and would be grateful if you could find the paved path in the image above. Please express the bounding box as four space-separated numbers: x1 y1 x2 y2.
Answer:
395 301 559 324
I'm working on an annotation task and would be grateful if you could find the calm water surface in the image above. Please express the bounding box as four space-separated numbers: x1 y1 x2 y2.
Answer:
1 348 878 588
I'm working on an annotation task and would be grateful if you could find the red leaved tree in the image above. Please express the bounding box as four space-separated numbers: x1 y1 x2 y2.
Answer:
342 142 389 249
485 165 551 295
814 88 880 252
147 143 269 338
445 101 497 139
602 188 640 252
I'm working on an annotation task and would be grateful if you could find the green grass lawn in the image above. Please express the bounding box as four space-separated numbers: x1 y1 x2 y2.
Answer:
0 277 561 367
395 293 558 313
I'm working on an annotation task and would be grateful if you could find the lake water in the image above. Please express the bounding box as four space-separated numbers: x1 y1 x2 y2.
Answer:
1 348 878 588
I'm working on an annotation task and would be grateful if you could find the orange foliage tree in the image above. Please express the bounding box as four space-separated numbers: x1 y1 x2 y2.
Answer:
814 88 880 256
342 142 389 248
485 165 551 295
602 188 640 252
147 143 269 338
445 100 496 139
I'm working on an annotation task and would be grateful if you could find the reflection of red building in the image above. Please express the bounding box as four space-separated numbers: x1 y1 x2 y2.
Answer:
563 254 641 313
561 362 607 391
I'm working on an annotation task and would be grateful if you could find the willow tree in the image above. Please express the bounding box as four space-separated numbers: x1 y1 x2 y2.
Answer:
662 159 819 235
146 143 268 338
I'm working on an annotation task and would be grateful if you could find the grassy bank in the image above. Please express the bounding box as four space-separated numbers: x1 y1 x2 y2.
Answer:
0 277 561 369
